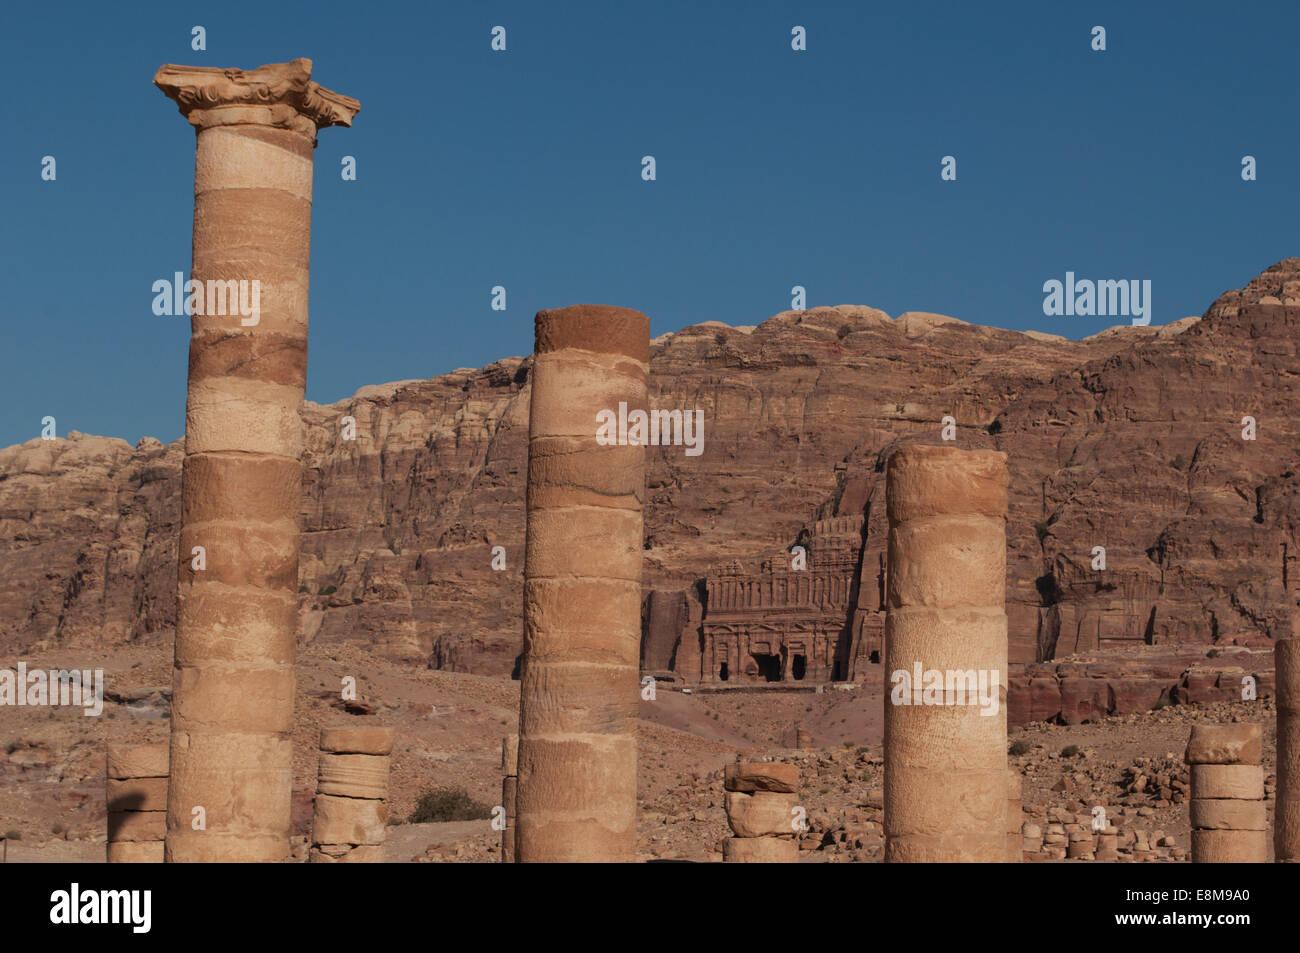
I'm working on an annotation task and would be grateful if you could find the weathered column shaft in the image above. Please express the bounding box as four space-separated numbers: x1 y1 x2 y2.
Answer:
883 445 1009 862
515 305 648 862
309 726 393 863
106 745 169 863
1278 638 1300 861
1186 722 1266 862
155 59 358 862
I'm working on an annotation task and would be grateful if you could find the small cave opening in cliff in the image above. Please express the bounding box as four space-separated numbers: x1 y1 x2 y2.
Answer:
752 653 782 682
792 654 807 680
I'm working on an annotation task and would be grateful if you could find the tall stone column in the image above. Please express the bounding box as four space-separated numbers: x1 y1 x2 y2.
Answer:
883 445 1009 862
515 305 648 863
1278 638 1300 862
154 59 359 862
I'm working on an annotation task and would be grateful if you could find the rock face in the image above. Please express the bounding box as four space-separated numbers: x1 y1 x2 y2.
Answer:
4 262 1300 684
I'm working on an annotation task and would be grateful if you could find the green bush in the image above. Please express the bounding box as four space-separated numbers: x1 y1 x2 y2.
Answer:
1060 745 1079 758
1009 739 1031 756
3 830 20 841
408 788 492 824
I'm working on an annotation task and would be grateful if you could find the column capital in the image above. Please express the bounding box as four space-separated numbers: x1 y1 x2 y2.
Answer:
154 57 359 141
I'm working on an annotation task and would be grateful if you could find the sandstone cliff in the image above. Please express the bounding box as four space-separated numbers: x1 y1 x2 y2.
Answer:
3 261 1298 677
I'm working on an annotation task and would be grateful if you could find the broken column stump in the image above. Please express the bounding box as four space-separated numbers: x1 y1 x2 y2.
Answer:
1186 723 1267 863
106 744 169 863
309 726 394 863
501 734 518 863
722 761 799 862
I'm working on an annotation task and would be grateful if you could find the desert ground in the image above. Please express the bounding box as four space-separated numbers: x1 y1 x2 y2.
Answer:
0 641 1272 862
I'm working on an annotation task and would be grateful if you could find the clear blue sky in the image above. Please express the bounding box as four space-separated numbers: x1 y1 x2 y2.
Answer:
1 0 1294 449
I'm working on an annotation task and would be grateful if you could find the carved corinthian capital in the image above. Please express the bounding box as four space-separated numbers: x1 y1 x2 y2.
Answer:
154 57 360 142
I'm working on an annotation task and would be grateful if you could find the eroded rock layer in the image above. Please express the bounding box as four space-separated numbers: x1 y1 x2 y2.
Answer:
4 262 1300 693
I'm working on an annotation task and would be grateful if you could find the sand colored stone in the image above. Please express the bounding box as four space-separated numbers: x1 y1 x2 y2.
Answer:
316 754 390 800
308 844 384 863
1278 639 1300 861
1190 798 1267 831
1191 829 1269 863
883 445 1009 863
154 59 358 863
725 791 799 838
106 744 169 863
1185 723 1264 766
724 761 798 793
309 725 393 863
515 305 649 863
723 837 798 863
109 811 168 842
1006 768 1023 862
1190 764 1265 800
319 726 395 756
107 744 169 780
108 842 166 864
1186 722 1266 863
107 777 169 812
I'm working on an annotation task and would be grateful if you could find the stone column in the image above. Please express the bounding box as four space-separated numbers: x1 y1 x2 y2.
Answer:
309 726 393 863
1278 639 1300 862
501 734 518 863
515 305 649 863
1186 723 1267 862
106 745 169 863
154 59 359 863
883 445 1009 863
723 761 799 862
1005 767 1022 862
